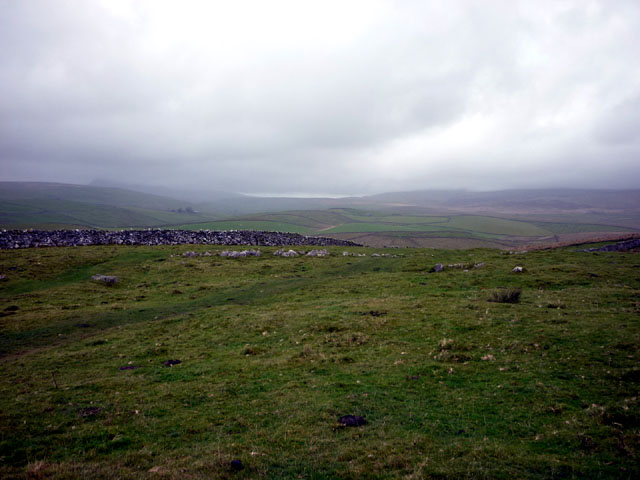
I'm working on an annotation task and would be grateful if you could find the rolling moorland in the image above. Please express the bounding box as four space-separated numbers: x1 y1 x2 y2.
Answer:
1 182 640 249
0 242 639 478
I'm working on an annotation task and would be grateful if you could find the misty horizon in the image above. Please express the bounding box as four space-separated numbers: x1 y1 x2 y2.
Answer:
1 1 639 195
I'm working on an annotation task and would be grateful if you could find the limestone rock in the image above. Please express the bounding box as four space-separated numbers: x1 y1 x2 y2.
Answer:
91 274 118 285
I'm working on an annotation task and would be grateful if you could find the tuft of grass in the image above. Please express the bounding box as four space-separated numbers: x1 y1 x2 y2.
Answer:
487 287 522 303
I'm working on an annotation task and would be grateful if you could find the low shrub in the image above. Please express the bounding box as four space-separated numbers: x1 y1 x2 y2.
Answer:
488 287 522 304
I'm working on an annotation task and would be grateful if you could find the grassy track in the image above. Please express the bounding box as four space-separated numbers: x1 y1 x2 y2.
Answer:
0 245 639 478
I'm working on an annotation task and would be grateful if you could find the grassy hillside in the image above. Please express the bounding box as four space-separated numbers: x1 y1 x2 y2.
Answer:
0 182 194 210
1 244 638 478
0 183 216 229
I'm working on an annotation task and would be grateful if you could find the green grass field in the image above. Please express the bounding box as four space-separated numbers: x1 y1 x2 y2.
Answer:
176 220 313 234
181 209 637 248
1 244 638 479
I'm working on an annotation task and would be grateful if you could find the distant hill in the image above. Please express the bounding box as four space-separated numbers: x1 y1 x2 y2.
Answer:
200 188 640 218
88 179 242 204
2 183 639 248
364 188 640 214
0 182 217 229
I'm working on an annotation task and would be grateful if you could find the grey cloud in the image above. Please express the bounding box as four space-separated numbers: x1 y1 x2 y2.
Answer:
1 0 640 195
594 95 640 145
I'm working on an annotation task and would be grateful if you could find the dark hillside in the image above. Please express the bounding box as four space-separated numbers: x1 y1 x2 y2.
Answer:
0 182 217 229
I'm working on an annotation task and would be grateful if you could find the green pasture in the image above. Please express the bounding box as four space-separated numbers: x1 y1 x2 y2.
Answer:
0 244 638 478
534 222 636 234
176 221 313 234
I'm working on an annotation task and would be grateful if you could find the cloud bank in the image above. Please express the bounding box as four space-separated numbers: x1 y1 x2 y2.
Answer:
1 0 639 195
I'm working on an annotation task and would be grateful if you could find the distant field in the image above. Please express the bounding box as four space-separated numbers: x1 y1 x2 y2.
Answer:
533 222 636 234
176 220 313 234
244 210 356 229
168 209 640 249
338 213 449 224
209 210 639 248
322 223 444 233
440 215 551 236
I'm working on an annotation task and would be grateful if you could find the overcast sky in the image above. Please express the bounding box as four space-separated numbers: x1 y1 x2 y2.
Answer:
1 0 639 196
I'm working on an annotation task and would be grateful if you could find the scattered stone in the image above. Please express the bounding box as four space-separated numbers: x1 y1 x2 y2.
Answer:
163 359 182 367
274 249 299 257
0 274 6 281
78 406 102 417
511 266 525 273
481 354 495 361
119 365 139 371
182 251 200 257
230 459 244 471
203 251 212 256
221 249 262 258
91 274 118 285
433 263 444 272
474 262 485 269
306 249 329 257
338 415 367 427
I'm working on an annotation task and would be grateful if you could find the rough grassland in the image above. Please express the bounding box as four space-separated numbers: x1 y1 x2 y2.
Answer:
0 245 638 479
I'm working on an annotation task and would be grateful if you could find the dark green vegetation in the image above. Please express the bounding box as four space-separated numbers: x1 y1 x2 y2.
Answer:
488 287 523 304
1 244 639 479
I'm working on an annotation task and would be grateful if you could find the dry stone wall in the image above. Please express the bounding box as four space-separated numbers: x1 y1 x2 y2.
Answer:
0 229 361 249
